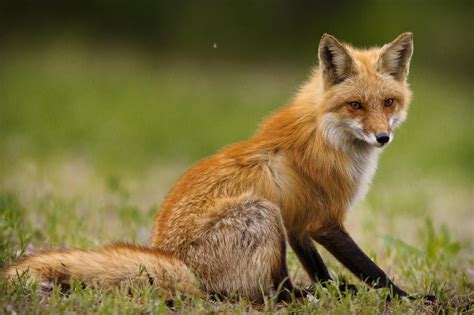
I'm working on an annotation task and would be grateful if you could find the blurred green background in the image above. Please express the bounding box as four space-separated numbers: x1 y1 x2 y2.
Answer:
0 2 472 312
0 1 472 243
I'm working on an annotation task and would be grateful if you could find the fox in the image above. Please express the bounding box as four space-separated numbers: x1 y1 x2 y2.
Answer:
5 32 424 302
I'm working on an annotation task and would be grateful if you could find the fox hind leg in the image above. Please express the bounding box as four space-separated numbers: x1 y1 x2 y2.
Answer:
180 195 296 302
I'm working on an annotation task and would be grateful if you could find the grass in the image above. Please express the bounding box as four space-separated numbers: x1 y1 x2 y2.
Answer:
0 39 472 314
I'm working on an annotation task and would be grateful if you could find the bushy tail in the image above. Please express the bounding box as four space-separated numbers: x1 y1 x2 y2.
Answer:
4 244 198 297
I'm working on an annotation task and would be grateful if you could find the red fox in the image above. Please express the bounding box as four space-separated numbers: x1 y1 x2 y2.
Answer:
6 33 421 302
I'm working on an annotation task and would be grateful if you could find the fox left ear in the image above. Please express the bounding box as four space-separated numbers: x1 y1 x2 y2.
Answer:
318 34 355 86
378 32 414 82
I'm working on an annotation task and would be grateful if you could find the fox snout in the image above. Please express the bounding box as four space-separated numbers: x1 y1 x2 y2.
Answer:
362 115 393 147
362 129 392 148
348 119 393 148
365 128 392 147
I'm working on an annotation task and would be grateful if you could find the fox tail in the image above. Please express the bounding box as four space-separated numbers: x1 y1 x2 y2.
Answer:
4 244 198 297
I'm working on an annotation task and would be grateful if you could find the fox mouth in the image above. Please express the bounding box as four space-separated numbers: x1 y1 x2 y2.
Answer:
353 134 383 147
373 141 387 148
353 131 392 148
351 131 386 147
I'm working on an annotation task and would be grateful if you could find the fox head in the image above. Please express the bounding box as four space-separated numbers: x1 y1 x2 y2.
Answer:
314 33 414 149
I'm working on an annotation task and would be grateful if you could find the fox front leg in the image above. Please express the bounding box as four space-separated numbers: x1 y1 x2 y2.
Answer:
289 234 358 295
289 235 332 283
314 226 409 298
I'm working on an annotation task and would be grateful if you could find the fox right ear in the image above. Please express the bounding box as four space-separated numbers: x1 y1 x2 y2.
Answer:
378 32 414 82
318 34 355 86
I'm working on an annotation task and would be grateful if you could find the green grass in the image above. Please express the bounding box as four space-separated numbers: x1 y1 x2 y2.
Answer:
0 40 472 314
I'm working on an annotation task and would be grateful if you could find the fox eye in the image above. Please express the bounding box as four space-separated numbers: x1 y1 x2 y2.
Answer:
384 98 394 107
349 101 362 110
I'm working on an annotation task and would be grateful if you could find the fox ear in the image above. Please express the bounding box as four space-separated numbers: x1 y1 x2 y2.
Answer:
318 34 355 86
378 32 414 82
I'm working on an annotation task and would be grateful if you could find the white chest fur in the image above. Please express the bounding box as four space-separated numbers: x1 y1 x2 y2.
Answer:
346 147 380 206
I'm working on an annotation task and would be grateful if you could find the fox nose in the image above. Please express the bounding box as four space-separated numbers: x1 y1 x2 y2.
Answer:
375 133 390 145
